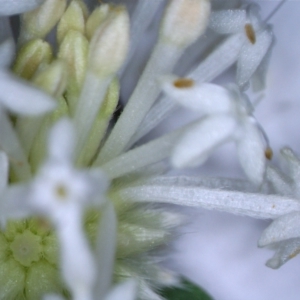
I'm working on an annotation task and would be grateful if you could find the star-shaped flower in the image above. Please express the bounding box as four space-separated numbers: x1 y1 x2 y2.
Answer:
28 118 109 299
209 4 273 89
258 148 300 268
162 77 268 185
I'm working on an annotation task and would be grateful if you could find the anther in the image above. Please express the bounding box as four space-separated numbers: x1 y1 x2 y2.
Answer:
173 78 194 89
245 23 256 44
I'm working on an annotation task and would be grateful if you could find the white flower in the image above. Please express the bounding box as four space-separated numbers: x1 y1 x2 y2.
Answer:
162 77 267 185
176 3 274 89
29 118 108 300
257 148 300 269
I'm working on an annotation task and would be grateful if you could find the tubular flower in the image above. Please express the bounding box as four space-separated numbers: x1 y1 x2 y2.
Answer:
0 0 292 299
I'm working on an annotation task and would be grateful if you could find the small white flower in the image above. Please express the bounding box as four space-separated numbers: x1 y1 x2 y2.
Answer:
162 77 267 185
258 148 300 268
29 118 108 300
209 4 273 88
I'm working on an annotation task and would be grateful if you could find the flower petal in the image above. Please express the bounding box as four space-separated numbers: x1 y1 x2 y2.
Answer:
264 238 300 269
209 9 247 34
236 26 273 87
172 115 236 168
236 118 266 185
0 70 55 115
94 202 117 299
48 118 75 163
0 0 45 16
116 184 300 219
162 79 233 114
258 212 300 247
0 152 8 192
105 280 137 300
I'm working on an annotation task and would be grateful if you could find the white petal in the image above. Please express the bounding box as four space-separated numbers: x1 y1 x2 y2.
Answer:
0 151 8 192
0 39 15 67
94 202 117 299
259 212 300 247
172 115 236 168
0 0 45 15
264 238 300 269
116 184 300 219
0 70 55 114
280 147 300 181
236 119 266 185
209 9 247 34
162 79 233 114
48 118 75 162
266 166 294 197
43 295 65 300
105 280 137 300
236 27 273 87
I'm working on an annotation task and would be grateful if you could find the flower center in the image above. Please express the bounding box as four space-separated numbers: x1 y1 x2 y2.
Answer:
10 230 42 267
244 23 256 44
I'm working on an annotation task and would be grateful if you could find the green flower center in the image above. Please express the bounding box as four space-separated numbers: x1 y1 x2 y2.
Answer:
10 230 42 267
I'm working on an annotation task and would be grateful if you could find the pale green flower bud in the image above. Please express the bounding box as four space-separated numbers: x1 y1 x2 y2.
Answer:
32 60 69 98
88 6 129 77
86 4 110 40
57 0 88 45
58 30 89 113
19 0 67 45
160 0 211 47
12 39 52 80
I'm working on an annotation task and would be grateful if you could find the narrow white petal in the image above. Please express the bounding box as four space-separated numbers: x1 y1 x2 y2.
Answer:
0 0 45 15
43 295 65 300
116 185 300 219
236 27 273 87
94 202 117 299
99 126 186 179
0 39 15 67
172 115 236 168
0 70 55 115
105 280 137 300
236 119 266 185
264 238 300 269
280 147 300 181
1 185 32 221
258 212 300 247
0 152 8 192
266 166 293 197
209 10 247 34
162 79 233 114
48 118 75 163
142 175 260 193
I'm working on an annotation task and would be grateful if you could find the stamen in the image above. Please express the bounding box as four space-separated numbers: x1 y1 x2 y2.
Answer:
245 23 256 44
265 147 273 160
173 78 194 88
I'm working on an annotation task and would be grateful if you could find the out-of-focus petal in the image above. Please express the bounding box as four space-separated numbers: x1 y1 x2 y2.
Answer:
209 9 247 34
105 280 137 300
172 115 236 168
48 118 75 163
236 118 266 185
0 0 45 16
263 238 300 269
0 70 55 115
236 27 273 87
0 152 8 192
258 212 300 247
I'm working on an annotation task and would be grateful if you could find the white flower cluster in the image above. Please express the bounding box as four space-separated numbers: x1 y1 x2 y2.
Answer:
0 0 298 299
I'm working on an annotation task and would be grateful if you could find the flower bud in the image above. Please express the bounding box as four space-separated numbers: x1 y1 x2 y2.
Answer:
12 39 52 80
33 60 69 98
19 0 67 44
57 0 88 45
160 0 211 47
86 4 110 40
88 6 129 77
